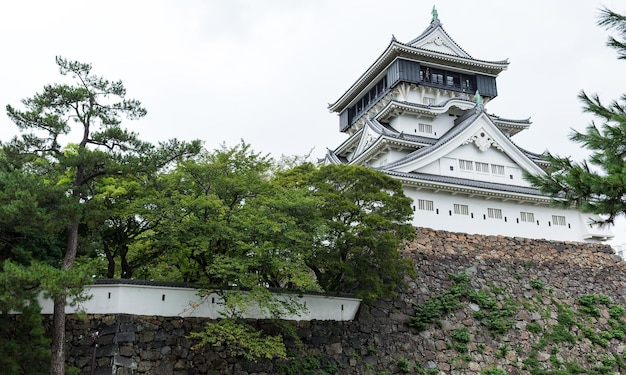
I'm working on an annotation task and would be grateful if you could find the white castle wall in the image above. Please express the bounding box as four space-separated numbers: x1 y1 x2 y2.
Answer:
38 282 361 321
405 189 611 242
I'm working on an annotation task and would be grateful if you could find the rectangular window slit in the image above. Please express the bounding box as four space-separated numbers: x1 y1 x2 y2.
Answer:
491 164 505 175
453 204 469 215
459 160 473 171
162 294 166 301
520 212 535 223
552 215 567 226
418 199 434 211
418 123 433 134
487 208 503 219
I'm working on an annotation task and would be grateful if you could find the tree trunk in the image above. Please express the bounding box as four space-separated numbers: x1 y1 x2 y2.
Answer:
120 244 132 279
49 219 80 375
49 296 67 374
102 241 116 278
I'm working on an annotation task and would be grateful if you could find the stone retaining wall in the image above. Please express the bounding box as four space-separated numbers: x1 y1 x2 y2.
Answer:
59 227 626 374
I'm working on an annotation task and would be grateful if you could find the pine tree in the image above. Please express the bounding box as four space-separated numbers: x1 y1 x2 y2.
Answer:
4 57 200 374
526 8 626 226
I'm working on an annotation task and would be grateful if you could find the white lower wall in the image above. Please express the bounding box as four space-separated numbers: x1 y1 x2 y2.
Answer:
405 189 613 242
38 283 361 321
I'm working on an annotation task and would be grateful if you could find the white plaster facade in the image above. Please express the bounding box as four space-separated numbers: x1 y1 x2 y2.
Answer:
38 281 361 321
325 12 613 243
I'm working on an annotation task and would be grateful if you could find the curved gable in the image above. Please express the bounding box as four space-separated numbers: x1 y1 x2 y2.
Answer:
387 109 545 176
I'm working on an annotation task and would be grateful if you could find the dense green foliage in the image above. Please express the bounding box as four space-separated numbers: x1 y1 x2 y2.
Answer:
1 56 417 367
128 145 416 359
3 56 200 373
278 163 416 303
526 8 626 226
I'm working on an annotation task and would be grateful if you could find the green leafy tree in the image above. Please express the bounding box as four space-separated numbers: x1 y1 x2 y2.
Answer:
0 156 65 375
0 161 94 374
94 173 168 278
526 8 626 226
142 143 318 289
277 163 416 303
140 143 319 360
0 262 52 375
4 57 200 374
0 152 67 265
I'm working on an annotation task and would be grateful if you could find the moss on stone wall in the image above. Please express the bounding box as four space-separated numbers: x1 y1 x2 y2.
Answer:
57 227 626 374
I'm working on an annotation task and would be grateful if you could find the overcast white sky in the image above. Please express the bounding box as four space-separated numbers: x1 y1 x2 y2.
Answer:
1 1 626 243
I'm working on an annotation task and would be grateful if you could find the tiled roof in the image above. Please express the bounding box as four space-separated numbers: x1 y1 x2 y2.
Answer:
383 106 483 169
382 170 543 197
407 18 473 58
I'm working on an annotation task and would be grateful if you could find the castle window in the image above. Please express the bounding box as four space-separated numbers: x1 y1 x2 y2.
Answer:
487 208 503 219
453 204 469 216
520 212 535 223
476 162 489 173
418 123 433 134
432 71 444 85
447 73 461 88
552 215 567 226
491 164 505 175
459 160 473 171
418 199 434 211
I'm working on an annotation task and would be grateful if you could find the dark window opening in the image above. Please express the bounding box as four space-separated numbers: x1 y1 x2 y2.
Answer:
346 76 388 125
420 66 476 92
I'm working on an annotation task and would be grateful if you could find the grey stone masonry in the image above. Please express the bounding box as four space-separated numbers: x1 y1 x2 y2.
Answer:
55 227 626 374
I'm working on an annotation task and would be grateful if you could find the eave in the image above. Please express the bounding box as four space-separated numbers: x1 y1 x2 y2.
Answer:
375 97 476 123
348 136 425 166
385 170 550 205
329 41 508 114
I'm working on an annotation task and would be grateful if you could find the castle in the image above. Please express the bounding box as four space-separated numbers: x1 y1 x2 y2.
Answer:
323 8 613 243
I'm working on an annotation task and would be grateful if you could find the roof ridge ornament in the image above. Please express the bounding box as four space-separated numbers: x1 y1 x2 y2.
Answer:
431 5 438 22
474 90 484 110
